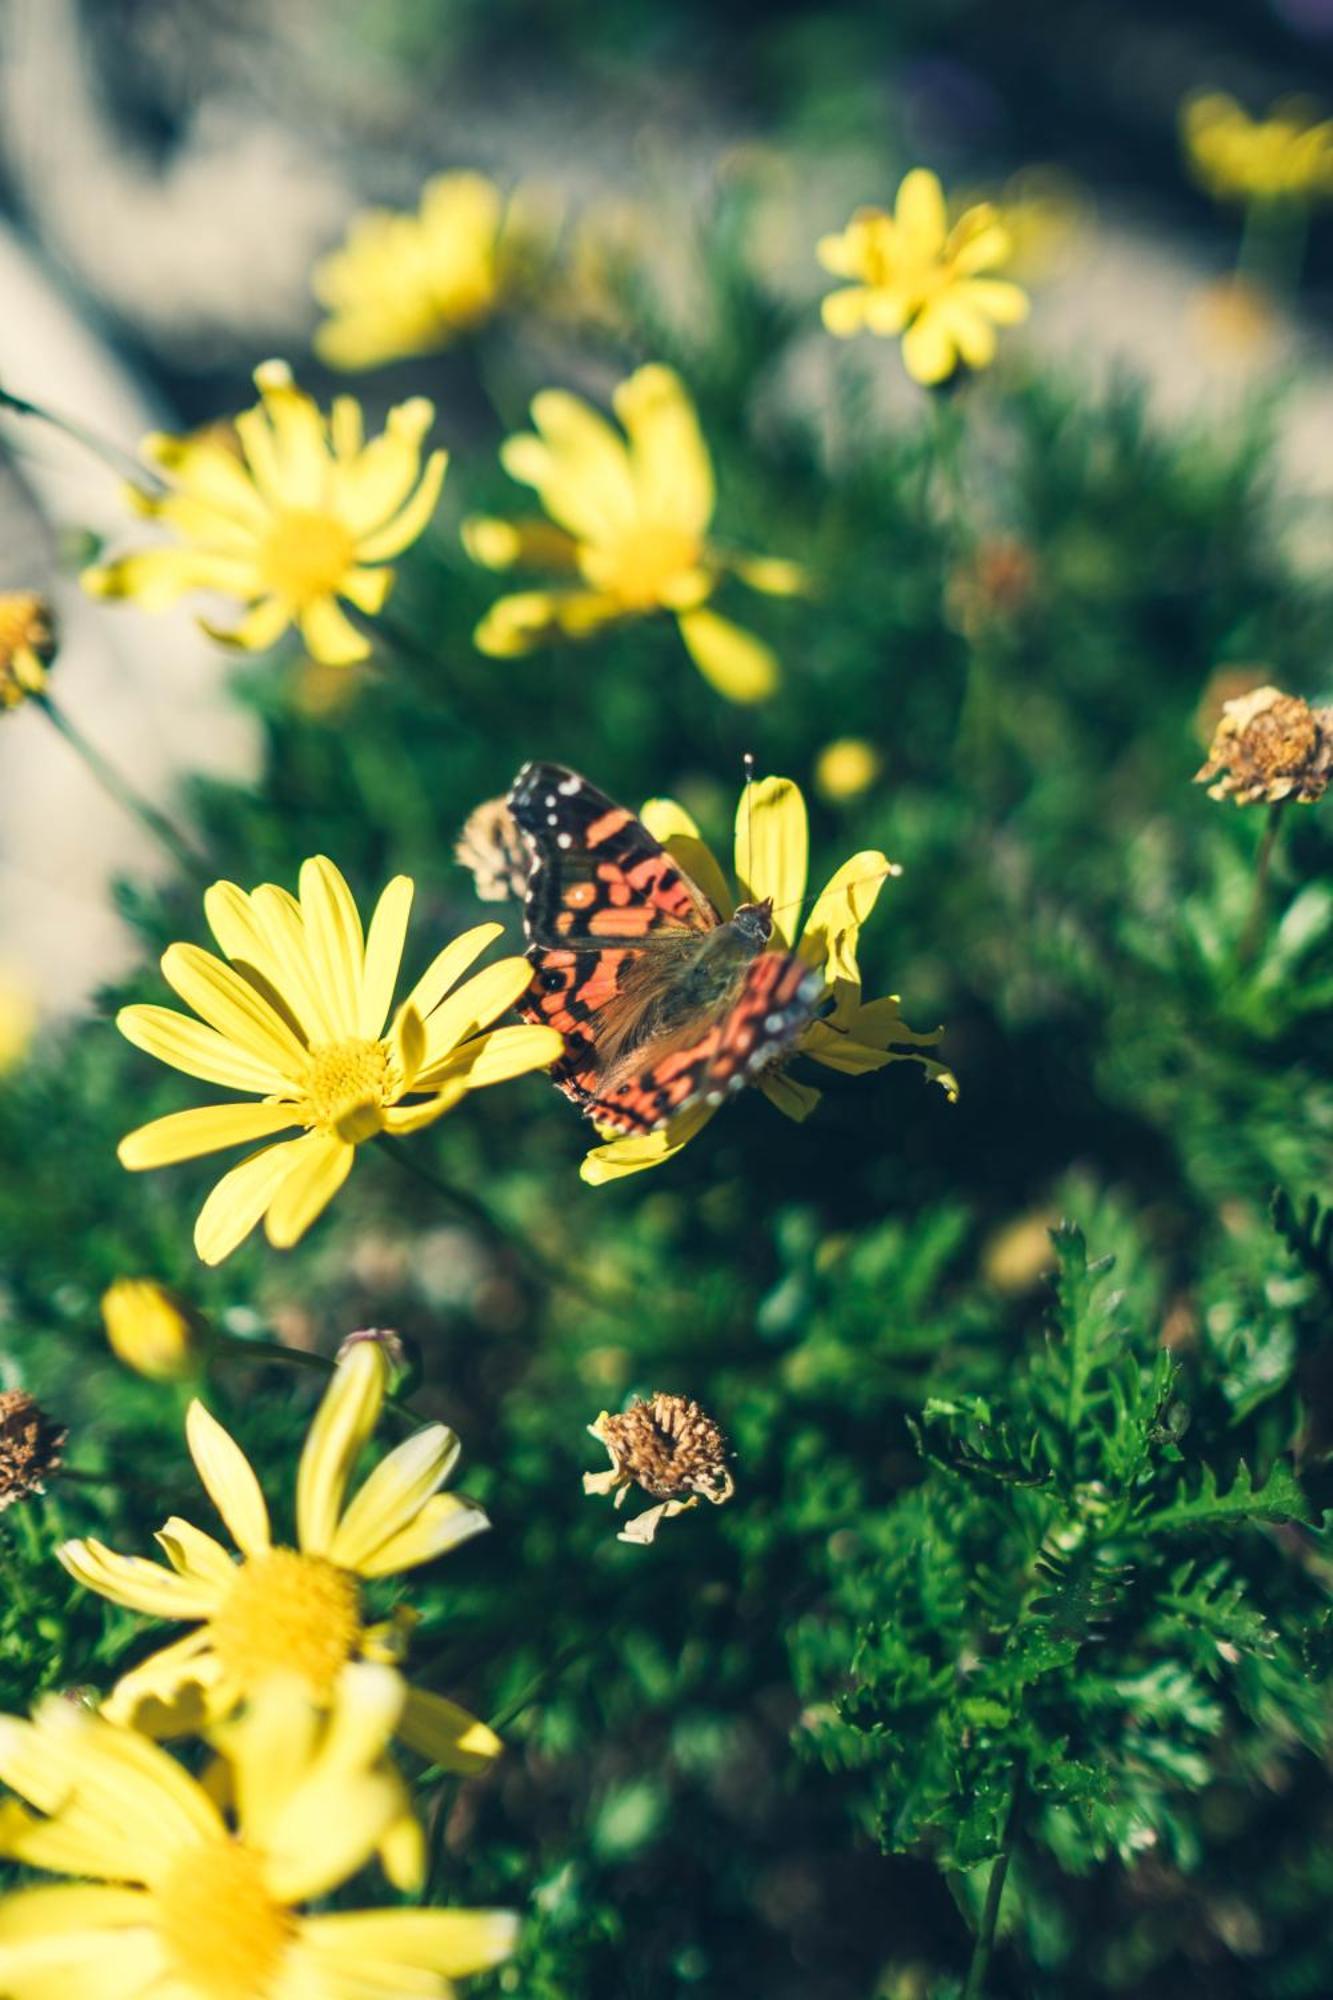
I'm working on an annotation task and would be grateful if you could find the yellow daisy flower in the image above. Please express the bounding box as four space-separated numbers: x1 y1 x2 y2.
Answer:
313 170 547 370
0 1664 517 2000
0 593 56 710
1182 90 1333 204
463 363 804 704
115 855 562 1264
58 1340 504 1778
82 360 447 666
581 773 956 1185
817 168 1030 386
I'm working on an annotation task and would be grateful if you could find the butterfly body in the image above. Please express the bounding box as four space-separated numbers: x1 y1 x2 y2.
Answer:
507 761 824 1136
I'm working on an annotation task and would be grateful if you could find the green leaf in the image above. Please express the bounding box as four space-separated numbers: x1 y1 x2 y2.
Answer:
1144 1458 1315 1536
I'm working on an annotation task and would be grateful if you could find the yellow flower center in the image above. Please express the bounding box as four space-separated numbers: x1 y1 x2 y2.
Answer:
210 1547 362 1698
156 1837 294 2000
301 1037 391 1142
583 524 703 610
258 509 357 606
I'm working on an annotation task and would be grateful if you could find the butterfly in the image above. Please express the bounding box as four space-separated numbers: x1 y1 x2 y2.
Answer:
506 761 827 1136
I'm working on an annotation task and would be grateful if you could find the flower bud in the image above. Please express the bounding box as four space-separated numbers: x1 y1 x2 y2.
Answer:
101 1279 205 1382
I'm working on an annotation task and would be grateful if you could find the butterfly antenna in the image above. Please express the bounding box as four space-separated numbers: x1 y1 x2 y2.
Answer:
769 859 904 932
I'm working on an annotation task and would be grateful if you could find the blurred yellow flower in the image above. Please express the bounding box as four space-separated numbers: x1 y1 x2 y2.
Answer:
0 972 35 1077
58 1340 503 1778
0 593 56 710
817 168 1029 385
102 1278 205 1383
0 1665 516 2000
313 171 548 370
582 773 955 1184
814 737 882 803
83 361 447 666
115 856 561 1263
464 363 804 703
1182 91 1333 203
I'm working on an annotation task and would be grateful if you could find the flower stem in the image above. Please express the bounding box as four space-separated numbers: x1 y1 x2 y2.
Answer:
964 1758 1026 2000
1239 800 1286 968
379 1136 627 1308
0 383 164 493
211 1333 419 1425
34 692 213 885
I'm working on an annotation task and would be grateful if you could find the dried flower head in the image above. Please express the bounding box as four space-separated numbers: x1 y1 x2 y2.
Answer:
0 594 56 710
584 1392 735 1544
1195 685 1333 806
945 536 1038 637
0 1390 66 1509
456 797 530 903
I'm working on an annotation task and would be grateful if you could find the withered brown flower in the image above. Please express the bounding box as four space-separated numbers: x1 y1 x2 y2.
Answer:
584 1392 735 1544
1195 684 1333 806
456 796 530 902
0 1390 66 1510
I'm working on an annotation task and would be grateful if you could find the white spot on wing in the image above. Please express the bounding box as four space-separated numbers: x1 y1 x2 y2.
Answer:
558 776 582 795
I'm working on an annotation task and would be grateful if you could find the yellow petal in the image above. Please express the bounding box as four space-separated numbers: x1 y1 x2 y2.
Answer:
329 1423 460 1571
296 1343 389 1559
895 167 948 254
160 943 309 1076
56 1537 220 1618
298 857 365 1039
734 775 807 944
614 364 715 538
509 388 637 542
263 1771 404 1905
117 1102 302 1171
301 1908 519 1981
638 798 733 918
676 608 779 704
461 516 580 572
580 1100 718 1184
901 306 959 386
759 1069 824 1121
416 957 534 1072
192 1137 315 1265
726 552 807 597
379 1086 467 1134
397 1687 503 1773
263 1134 354 1248
153 1517 238 1591
402 922 503 1021
0 1883 153 1942
299 594 370 666
357 875 414 1038
353 1491 489 1577
185 1401 272 1556
414 1022 562 1092
820 286 872 336
798 849 896 980
353 447 447 562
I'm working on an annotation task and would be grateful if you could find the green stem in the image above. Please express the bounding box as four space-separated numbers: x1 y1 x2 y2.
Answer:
964 1757 1026 2000
0 384 164 493
1239 800 1286 969
211 1333 420 1426
1236 196 1309 299
35 693 212 884
379 1137 625 1308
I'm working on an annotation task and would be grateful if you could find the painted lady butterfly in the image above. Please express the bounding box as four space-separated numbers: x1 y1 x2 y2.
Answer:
507 761 826 1136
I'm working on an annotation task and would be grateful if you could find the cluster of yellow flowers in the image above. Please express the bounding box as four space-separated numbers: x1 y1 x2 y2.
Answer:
0 1340 516 2000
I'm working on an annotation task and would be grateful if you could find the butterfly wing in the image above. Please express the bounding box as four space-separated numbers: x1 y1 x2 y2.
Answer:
589 948 826 1136
507 762 719 1112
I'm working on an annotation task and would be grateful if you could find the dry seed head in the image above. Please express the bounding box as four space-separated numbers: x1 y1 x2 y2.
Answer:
589 1393 735 1505
456 796 530 902
0 1390 66 1509
1195 684 1333 806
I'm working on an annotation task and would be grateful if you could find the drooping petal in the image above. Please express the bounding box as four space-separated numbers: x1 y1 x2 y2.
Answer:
192 1137 317 1266
117 1103 303 1172
758 1069 824 1121
734 775 808 944
296 1343 389 1559
56 1537 221 1619
396 1687 503 1774
798 849 896 980
185 1401 272 1556
263 1134 354 1249
638 798 734 918
676 608 779 704
580 1100 718 1184
299 595 371 667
